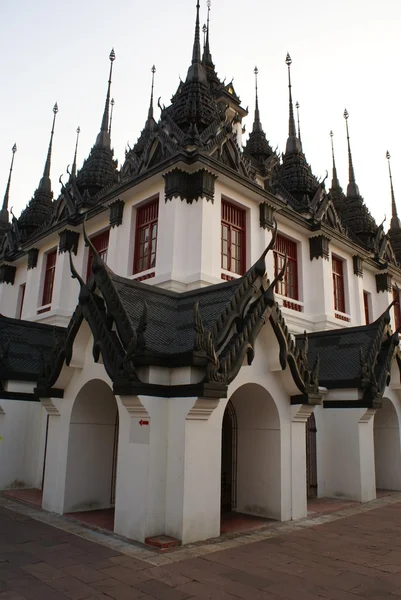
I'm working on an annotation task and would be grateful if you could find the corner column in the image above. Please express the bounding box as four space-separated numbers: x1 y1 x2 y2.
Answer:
322 406 376 502
291 404 314 519
164 397 222 545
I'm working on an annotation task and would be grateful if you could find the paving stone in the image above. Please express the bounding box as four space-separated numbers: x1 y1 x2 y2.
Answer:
63 564 109 583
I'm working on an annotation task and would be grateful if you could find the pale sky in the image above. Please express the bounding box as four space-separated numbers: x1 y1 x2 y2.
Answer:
1 0 400 225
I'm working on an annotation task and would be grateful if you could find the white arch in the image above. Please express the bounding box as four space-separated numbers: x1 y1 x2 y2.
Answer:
224 382 282 520
374 395 401 491
64 379 119 514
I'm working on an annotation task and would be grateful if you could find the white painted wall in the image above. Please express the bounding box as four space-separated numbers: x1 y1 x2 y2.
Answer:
0 399 46 489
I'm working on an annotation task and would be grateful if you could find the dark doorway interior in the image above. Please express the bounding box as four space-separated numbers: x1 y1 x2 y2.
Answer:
221 400 237 513
306 412 317 498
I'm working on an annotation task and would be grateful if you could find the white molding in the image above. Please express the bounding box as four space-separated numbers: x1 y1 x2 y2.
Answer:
186 397 220 421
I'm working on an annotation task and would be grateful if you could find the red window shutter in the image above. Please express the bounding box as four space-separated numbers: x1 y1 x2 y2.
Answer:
332 256 345 313
393 288 401 330
221 200 246 275
273 234 298 300
86 230 110 281
42 250 57 306
363 292 370 325
133 199 159 274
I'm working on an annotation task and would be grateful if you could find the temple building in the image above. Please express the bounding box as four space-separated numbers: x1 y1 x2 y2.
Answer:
0 2 401 546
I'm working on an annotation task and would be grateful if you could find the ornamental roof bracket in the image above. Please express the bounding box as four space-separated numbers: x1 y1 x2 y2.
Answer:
82 220 135 350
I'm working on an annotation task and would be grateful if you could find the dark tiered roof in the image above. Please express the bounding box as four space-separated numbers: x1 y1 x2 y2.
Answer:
298 304 400 408
0 316 65 382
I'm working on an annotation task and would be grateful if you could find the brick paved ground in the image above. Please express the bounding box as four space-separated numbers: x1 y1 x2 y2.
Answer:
2 501 401 599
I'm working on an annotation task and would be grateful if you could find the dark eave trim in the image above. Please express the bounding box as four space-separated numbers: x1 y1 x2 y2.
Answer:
0 391 39 402
323 399 375 409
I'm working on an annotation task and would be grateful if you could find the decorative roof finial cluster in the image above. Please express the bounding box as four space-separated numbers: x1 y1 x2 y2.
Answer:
344 108 360 197
0 143 17 229
96 48 115 148
285 53 302 154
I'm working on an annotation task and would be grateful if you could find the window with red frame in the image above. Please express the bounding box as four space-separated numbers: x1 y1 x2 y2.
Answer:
42 250 57 306
86 230 110 281
221 200 246 275
393 287 401 330
133 199 159 274
273 234 298 300
332 256 346 313
363 291 371 325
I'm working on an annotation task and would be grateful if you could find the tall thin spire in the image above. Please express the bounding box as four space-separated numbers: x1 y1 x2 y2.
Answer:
186 1 207 83
148 66 156 121
0 143 17 227
109 98 115 135
295 101 302 147
192 1 201 64
344 109 359 197
38 102 58 195
330 130 340 190
285 53 301 154
387 151 399 228
71 126 80 178
253 66 262 132
203 0 212 64
96 48 115 148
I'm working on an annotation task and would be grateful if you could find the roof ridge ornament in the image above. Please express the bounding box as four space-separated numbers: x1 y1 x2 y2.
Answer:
344 108 360 197
0 143 17 228
285 53 302 154
148 65 156 121
96 48 115 148
109 98 115 135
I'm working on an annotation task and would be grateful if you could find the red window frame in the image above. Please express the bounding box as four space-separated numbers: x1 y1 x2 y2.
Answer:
133 199 159 275
273 234 298 300
86 230 110 281
393 287 401 330
221 200 246 276
42 250 57 306
18 283 26 319
363 291 370 325
332 256 346 313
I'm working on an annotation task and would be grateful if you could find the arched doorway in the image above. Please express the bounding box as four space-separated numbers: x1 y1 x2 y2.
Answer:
221 400 237 513
374 398 401 491
306 412 317 498
64 380 120 518
223 383 281 520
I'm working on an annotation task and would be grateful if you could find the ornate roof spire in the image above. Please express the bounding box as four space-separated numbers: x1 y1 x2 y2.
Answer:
285 54 302 154
148 65 156 121
387 151 399 229
38 102 58 195
344 109 360 197
186 1 207 83
109 98 115 135
0 143 17 228
295 101 302 148
330 130 341 190
96 48 115 148
253 66 262 133
71 126 81 178
202 1 213 65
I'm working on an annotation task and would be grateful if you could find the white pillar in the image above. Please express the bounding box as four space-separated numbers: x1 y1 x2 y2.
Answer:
323 407 376 502
305 252 332 323
40 398 68 513
113 395 167 543
291 404 314 519
164 397 221 545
